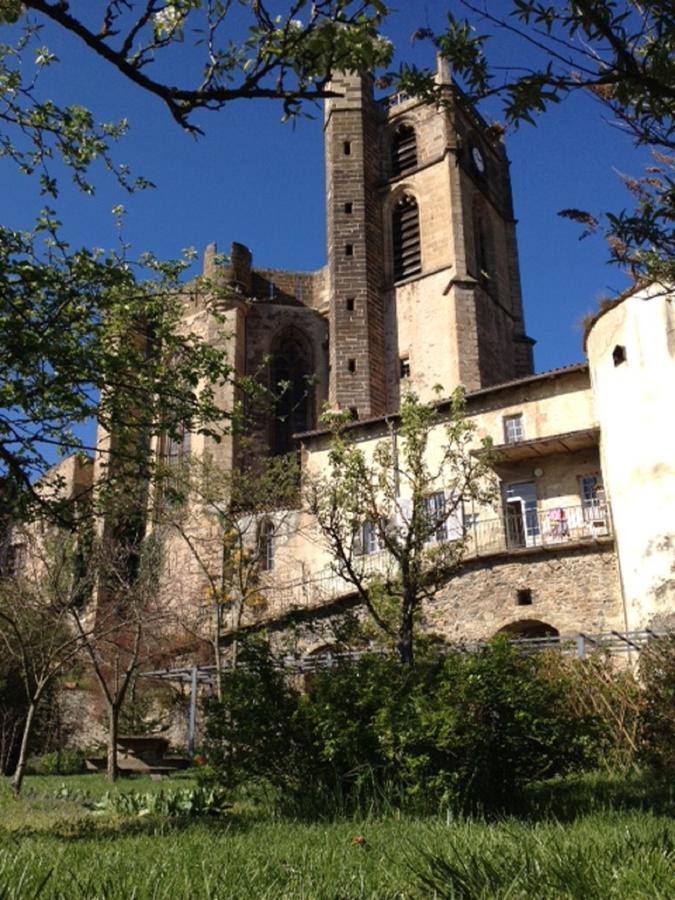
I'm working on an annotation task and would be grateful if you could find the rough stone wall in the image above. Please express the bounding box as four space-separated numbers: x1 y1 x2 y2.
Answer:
325 74 387 417
426 543 625 639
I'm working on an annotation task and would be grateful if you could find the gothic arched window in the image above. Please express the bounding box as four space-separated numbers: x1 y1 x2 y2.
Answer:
391 124 417 177
392 194 422 281
270 330 314 456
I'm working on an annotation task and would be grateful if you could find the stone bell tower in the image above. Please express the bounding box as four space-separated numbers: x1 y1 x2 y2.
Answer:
324 60 534 414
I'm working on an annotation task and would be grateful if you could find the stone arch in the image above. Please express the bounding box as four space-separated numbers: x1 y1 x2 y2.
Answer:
497 619 559 640
269 327 315 456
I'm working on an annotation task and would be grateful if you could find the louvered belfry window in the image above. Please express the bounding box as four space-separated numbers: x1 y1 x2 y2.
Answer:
392 124 417 176
393 195 421 281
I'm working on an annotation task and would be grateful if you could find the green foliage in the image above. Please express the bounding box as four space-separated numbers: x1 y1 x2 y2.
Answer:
88 785 231 819
25 749 85 776
0 210 237 521
638 634 675 774
204 638 603 815
308 390 496 665
16 2 394 131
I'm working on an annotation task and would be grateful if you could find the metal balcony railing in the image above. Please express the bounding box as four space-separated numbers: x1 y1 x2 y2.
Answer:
255 503 612 617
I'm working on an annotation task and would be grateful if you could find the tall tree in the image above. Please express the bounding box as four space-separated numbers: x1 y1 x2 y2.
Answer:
306 391 495 666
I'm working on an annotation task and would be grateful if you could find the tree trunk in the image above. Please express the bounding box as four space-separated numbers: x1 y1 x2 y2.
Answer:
106 704 120 782
398 602 415 667
10 699 37 797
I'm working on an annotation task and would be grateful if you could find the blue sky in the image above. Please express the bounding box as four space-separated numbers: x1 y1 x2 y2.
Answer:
2 4 647 373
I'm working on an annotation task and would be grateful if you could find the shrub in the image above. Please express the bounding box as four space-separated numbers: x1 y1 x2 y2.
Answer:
25 748 86 775
638 634 675 774
203 637 604 815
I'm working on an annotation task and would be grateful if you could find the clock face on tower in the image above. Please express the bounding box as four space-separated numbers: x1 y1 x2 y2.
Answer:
471 146 485 174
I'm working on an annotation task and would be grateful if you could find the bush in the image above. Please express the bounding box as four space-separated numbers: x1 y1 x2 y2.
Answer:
204 638 604 815
638 634 675 774
25 748 86 776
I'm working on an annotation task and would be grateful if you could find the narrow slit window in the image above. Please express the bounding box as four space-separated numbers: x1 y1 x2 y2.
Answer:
343 141 351 155
391 124 417 176
399 357 410 379
392 195 421 281
345 243 354 257
346 297 355 312
348 358 356 373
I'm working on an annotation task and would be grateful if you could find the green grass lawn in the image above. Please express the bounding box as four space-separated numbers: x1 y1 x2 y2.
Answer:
1 772 673 898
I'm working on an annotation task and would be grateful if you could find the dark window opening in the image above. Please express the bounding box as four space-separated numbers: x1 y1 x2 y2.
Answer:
392 195 421 281
348 359 356 373
400 357 410 379
346 297 355 312
271 332 314 456
348 406 359 420
345 243 354 257
613 344 627 366
391 123 417 177
344 202 353 214
517 588 533 606
343 141 351 155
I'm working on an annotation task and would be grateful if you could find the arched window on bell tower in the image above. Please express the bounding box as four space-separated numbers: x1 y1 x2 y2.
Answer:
270 329 315 456
391 123 417 177
392 194 422 282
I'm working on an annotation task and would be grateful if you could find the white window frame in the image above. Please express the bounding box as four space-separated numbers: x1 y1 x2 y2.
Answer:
503 413 524 445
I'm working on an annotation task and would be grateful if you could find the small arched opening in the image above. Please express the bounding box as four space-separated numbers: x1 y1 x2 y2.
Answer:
256 518 275 572
497 619 559 640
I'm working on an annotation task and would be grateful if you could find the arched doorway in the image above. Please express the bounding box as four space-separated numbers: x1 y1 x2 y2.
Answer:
497 620 559 640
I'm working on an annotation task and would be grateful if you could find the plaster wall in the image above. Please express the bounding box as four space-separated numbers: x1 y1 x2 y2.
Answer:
587 287 675 629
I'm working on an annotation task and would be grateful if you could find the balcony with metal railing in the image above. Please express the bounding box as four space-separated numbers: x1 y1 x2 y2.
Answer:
255 502 613 620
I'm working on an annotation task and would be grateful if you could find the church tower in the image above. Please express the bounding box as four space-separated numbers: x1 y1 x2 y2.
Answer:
324 60 534 413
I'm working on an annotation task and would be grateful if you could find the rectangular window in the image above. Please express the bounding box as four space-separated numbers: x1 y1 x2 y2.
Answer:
348 358 356 373
343 141 351 155
503 414 524 444
354 520 385 555
162 425 191 464
345 243 354 256
424 492 448 544
346 297 355 311
399 357 410 379
344 202 353 215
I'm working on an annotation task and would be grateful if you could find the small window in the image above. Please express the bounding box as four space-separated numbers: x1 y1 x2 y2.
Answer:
345 243 354 257
612 344 627 366
579 474 604 509
503 414 524 444
517 588 533 606
343 141 352 155
424 492 448 544
344 202 353 214
348 358 356 373
161 425 191 464
346 297 355 312
399 357 410 379
2 543 26 577
392 195 421 281
391 123 417 176
257 519 275 572
354 520 386 556
348 406 359 420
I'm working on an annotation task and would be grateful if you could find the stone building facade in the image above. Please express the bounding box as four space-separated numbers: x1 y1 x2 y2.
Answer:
6 61 674 667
